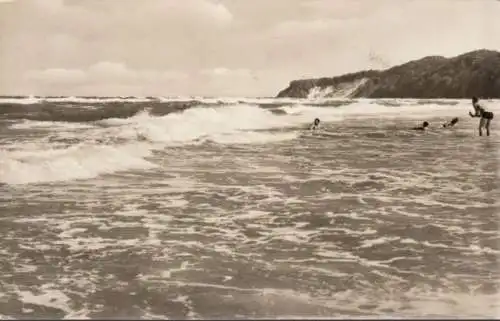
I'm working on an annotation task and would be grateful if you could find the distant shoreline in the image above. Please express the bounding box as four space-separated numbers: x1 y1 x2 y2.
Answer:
276 49 500 99
0 95 497 101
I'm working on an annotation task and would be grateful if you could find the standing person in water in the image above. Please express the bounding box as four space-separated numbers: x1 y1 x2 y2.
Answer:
310 118 320 130
469 96 494 136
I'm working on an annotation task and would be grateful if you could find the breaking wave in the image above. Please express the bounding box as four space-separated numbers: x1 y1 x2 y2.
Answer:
1 98 498 185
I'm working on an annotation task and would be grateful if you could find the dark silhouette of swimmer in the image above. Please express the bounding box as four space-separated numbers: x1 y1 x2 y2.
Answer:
442 117 459 128
412 121 429 131
469 96 494 136
310 118 320 130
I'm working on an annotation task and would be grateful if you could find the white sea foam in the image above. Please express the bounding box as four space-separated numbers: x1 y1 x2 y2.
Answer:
1 96 499 319
17 288 72 314
281 99 499 120
0 95 323 105
0 96 151 104
97 104 340 145
3 98 499 185
0 142 155 184
10 120 95 130
0 96 42 104
2 95 495 106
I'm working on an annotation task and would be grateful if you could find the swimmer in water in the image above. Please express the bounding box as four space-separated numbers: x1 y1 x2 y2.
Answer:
412 121 429 131
469 96 494 136
310 118 320 130
442 117 459 128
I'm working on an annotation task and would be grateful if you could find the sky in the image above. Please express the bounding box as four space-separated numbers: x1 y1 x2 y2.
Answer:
0 0 499 97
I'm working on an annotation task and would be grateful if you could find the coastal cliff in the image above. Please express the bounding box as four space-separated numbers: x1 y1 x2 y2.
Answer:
276 50 500 99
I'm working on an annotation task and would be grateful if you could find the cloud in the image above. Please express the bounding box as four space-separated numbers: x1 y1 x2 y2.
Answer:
201 67 253 78
88 62 134 80
263 0 500 76
22 62 190 96
271 19 355 39
0 0 235 72
21 63 277 97
189 0 233 26
2 0 233 41
25 68 87 84
21 63 276 97
299 0 385 20
1 0 500 97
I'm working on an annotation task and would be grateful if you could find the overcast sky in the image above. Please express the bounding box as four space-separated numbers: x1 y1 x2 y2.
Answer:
0 0 499 97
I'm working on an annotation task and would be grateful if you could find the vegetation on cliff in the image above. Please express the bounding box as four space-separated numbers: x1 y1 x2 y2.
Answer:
276 50 500 99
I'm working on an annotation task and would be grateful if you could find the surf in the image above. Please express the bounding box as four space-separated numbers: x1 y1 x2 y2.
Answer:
0 142 155 185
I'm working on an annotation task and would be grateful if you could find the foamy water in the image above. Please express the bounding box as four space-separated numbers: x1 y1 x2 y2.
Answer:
0 97 499 318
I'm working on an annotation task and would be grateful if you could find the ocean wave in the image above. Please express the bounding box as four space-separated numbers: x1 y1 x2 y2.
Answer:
0 142 155 184
0 95 498 318
2 98 485 128
0 96 481 124
1 98 498 185
93 104 337 145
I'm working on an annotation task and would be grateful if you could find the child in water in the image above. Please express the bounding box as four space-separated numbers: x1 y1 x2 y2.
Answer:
310 118 320 130
412 121 429 131
443 117 459 128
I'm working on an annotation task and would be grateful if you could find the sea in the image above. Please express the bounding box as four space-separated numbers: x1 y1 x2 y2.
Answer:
0 96 499 319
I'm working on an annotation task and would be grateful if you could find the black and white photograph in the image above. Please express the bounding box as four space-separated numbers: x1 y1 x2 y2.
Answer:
0 0 499 318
